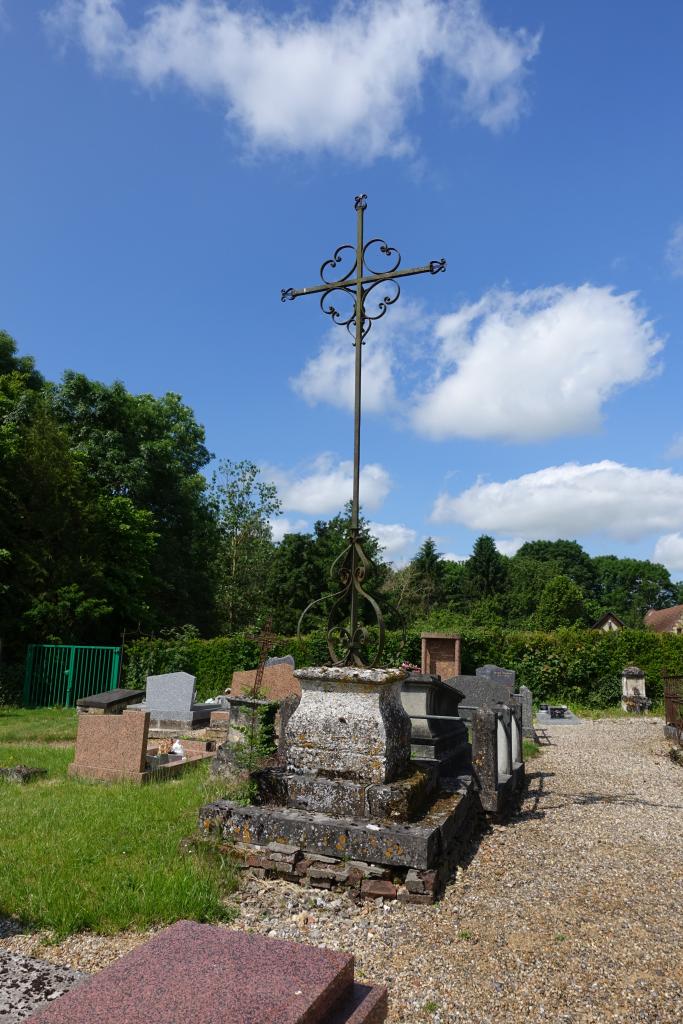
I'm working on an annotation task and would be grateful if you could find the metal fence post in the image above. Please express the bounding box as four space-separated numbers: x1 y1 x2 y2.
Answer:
111 647 121 690
64 646 76 707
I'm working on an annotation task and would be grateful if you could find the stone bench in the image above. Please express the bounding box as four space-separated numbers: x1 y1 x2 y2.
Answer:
26 920 387 1024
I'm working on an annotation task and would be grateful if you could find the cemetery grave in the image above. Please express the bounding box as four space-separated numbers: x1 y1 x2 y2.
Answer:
127 670 216 733
198 648 527 902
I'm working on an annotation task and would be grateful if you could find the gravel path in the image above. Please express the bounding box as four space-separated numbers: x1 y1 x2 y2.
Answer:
2 717 682 1023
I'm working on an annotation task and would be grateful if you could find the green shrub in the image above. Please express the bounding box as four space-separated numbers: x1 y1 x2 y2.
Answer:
0 663 23 706
122 624 683 706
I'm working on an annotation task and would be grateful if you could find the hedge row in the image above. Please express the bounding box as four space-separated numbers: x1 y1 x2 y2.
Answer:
122 625 683 706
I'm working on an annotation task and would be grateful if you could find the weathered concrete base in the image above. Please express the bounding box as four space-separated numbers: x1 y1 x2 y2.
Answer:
199 773 479 896
197 781 481 903
251 763 438 820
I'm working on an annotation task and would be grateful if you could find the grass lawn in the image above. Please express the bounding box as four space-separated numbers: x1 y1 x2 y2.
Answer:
522 738 542 760
0 706 78 743
0 712 239 939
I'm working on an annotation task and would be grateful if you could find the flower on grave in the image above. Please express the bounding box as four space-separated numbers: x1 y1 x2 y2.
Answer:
401 661 420 673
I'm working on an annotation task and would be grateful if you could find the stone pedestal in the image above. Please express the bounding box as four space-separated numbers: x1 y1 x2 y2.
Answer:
286 667 410 783
621 666 649 712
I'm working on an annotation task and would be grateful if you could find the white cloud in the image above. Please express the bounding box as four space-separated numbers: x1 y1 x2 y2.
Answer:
267 453 391 516
653 533 683 574
443 551 469 562
368 522 417 565
270 516 309 543
665 222 683 278
45 0 539 160
494 537 524 556
666 434 683 459
433 461 683 542
412 285 663 441
291 302 425 414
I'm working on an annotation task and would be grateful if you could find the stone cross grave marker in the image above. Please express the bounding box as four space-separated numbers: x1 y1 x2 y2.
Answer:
249 618 277 698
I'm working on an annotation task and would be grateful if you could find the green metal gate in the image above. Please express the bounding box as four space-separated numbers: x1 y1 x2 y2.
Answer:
22 644 122 708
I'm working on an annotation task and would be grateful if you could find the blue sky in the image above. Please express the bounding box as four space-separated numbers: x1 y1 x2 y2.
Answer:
3 1 683 573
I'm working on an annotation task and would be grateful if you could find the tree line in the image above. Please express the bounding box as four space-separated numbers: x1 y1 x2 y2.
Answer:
1 332 680 665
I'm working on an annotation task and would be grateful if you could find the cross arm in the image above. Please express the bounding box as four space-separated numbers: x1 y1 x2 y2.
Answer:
281 258 446 302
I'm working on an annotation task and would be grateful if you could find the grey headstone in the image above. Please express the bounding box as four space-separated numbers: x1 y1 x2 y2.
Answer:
444 674 513 721
476 664 516 687
265 655 295 668
145 671 197 715
518 684 536 739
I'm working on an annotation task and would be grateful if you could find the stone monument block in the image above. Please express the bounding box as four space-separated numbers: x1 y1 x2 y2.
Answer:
68 708 150 782
420 633 461 678
146 671 196 713
518 684 535 739
400 673 469 772
76 687 145 715
286 667 410 784
621 665 648 712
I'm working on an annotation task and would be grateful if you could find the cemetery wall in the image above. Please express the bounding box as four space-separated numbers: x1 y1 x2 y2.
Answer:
121 625 683 708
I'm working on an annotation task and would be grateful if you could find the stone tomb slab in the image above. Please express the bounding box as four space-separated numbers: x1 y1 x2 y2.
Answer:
76 688 144 714
476 664 516 687
257 763 438 820
201 778 474 871
0 951 86 1023
26 920 387 1024
68 710 214 783
535 708 582 727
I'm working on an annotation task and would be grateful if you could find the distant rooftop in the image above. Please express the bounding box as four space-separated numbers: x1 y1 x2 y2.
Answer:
643 605 683 633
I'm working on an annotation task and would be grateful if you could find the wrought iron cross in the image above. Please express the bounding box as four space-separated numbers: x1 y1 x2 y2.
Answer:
281 194 446 667
250 617 277 698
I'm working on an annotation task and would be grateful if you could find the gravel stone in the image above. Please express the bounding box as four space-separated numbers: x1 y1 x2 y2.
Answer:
2 718 681 1023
